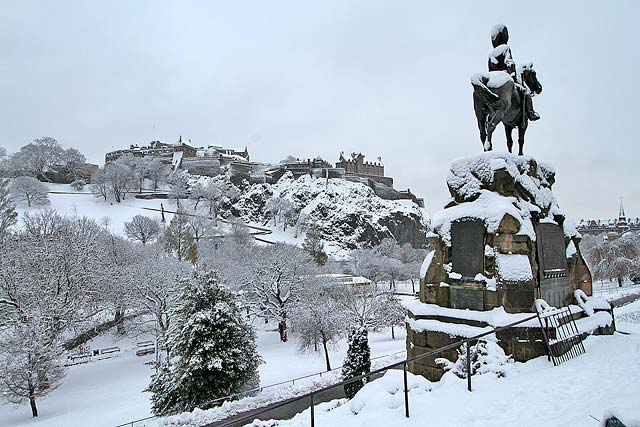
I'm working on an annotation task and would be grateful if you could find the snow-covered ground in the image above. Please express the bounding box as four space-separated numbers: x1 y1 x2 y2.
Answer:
249 300 640 427
14 183 175 236
0 321 406 427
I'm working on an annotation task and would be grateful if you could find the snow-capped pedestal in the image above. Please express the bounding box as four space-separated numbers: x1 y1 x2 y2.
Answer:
407 152 609 381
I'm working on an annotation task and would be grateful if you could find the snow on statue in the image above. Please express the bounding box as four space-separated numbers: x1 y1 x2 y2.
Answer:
471 24 542 155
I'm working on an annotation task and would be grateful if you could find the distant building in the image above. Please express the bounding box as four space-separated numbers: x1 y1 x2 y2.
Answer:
577 200 640 238
105 137 198 164
335 152 393 188
280 157 337 179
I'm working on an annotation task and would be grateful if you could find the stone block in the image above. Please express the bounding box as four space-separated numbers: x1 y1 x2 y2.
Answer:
435 285 450 307
426 330 456 349
498 213 521 234
494 233 531 255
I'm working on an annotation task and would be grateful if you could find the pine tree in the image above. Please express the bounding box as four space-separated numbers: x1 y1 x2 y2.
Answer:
341 327 371 399
163 209 195 261
302 227 328 267
148 270 262 416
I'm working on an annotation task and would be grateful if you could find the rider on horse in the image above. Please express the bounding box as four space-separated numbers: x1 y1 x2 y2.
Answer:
488 24 540 121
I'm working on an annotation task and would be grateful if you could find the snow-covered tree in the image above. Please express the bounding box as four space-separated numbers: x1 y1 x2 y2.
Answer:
147 270 262 416
291 282 344 370
69 178 86 191
378 293 406 339
167 170 190 207
9 137 64 180
302 227 328 266
124 214 161 245
0 318 66 417
587 234 640 286
60 147 87 180
104 159 136 203
342 327 371 399
331 282 394 332
9 176 50 207
247 243 314 342
265 196 296 230
186 214 212 242
89 168 109 201
163 209 196 262
129 248 191 353
0 178 17 241
146 158 171 192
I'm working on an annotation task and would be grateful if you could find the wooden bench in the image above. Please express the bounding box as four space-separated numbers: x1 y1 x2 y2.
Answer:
136 341 156 357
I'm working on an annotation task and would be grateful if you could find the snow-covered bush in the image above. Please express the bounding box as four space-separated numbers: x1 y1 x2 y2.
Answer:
342 327 371 399
70 178 86 191
148 270 262 416
436 340 514 379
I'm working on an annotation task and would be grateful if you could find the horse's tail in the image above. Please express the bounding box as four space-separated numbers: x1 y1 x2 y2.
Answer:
471 73 500 103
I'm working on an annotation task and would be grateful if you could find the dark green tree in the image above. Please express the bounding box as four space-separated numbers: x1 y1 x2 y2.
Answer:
302 227 328 267
341 327 371 399
148 270 262 416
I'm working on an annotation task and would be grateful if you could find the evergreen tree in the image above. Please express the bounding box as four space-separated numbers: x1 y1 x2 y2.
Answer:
163 209 195 261
302 227 328 267
341 327 371 399
148 270 262 416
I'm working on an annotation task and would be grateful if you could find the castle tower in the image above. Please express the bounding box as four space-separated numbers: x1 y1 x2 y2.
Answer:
618 198 627 224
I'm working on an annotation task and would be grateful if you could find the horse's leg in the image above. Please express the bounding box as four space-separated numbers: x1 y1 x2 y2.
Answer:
474 95 488 151
478 115 488 151
517 124 526 156
504 125 514 153
486 112 502 152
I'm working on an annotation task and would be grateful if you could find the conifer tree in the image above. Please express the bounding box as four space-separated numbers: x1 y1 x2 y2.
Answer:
148 270 262 416
341 327 371 399
163 209 195 261
302 227 328 267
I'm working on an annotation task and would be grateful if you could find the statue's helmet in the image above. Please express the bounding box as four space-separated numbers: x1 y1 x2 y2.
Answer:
491 24 509 48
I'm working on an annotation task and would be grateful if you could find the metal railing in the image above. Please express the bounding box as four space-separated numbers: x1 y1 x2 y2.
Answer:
114 349 406 427
210 313 541 427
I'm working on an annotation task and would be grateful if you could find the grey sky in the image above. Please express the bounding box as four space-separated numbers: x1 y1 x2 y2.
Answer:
1 1 638 221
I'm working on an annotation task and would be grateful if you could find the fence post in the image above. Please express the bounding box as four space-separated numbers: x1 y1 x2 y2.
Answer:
403 362 410 418
310 393 315 427
466 343 472 392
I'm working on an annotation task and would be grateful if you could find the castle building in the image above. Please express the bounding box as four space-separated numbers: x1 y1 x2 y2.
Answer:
335 152 393 188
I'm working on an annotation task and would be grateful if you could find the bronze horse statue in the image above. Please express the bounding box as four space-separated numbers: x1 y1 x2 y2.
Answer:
471 64 542 155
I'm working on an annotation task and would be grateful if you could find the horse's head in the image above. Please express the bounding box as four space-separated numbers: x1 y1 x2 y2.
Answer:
520 62 542 95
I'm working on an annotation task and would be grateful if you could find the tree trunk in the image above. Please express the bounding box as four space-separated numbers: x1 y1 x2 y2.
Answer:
114 308 125 335
29 385 38 417
411 279 415 294
618 276 623 287
391 326 395 340
278 320 288 342
322 338 331 371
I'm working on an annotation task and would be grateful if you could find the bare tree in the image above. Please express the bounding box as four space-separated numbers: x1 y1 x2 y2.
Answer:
9 137 64 180
124 215 161 245
146 158 170 192
9 176 50 207
105 159 136 203
167 170 190 207
0 178 17 241
186 213 212 242
89 168 109 201
587 234 639 286
247 243 315 342
0 320 66 417
291 281 345 370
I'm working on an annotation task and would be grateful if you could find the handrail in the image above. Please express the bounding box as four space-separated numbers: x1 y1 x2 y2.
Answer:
214 313 540 427
114 349 406 427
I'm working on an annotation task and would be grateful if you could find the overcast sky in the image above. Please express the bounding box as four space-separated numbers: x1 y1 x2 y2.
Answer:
1 1 638 220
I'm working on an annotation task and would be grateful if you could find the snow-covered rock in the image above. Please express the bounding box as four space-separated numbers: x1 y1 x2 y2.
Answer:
233 174 430 250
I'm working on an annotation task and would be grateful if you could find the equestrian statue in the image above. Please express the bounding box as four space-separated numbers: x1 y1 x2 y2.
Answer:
471 24 542 155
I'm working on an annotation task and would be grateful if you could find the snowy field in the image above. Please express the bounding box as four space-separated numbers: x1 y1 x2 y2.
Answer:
14 183 175 236
0 321 406 427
